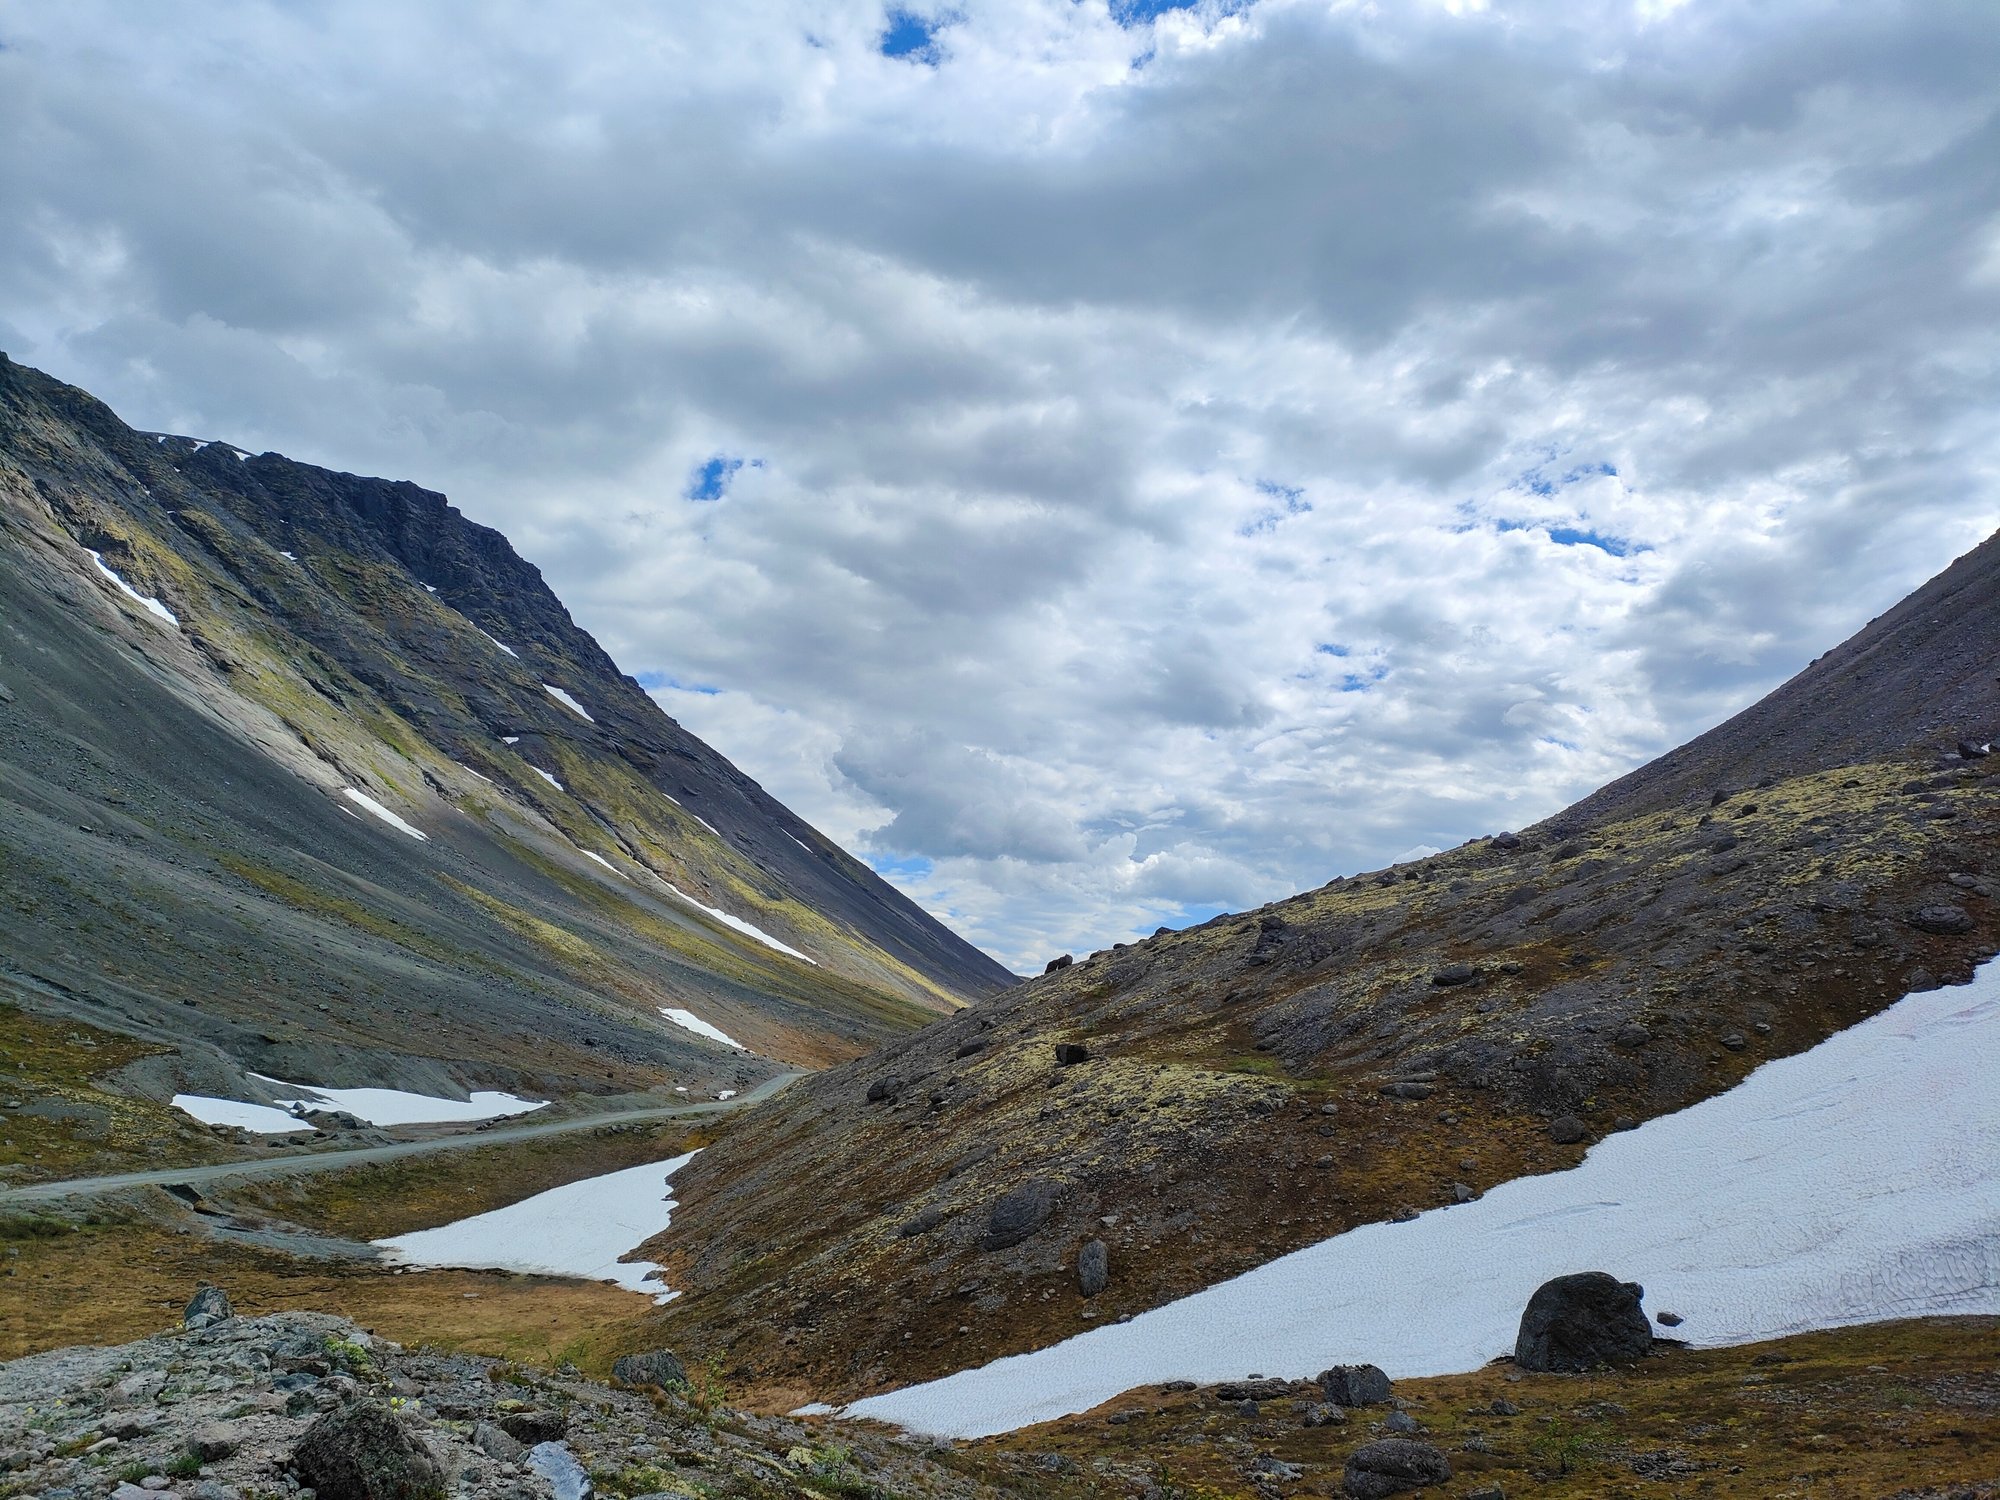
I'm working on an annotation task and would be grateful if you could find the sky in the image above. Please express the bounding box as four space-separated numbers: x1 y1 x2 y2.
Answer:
2 1 1997 972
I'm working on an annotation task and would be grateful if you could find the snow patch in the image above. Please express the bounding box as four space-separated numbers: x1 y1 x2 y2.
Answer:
849 958 2000 1437
87 551 178 627
716 1089 737 1100
171 1095 307 1134
501 735 521 745
530 766 564 791
457 763 495 784
790 1403 837 1418
659 882 817 965
480 630 519 658
341 788 428 841
544 683 595 721
373 1151 699 1301
279 550 296 560
790 834 815 853
256 1076 545 1127
342 788 428 848
582 850 626 878
659 1007 746 1050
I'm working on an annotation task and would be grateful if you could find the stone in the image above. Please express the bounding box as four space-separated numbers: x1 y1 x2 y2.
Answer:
1655 1310 1683 1327
1909 904 1975 935
1077 1238 1109 1298
983 1179 1057 1250
897 1206 944 1238
1430 963 1479 987
495 1410 568 1446
1316 1364 1391 1407
611 1350 686 1390
291 1402 446 1500
1615 1023 1652 1049
187 1425 237 1462
109 1370 167 1407
1719 1031 1747 1051
1248 1456 1301 1482
1378 1082 1433 1101
470 1423 523 1462
1514 1271 1654 1372
865 1077 903 1104
183 1282 234 1330
1547 1114 1587 1144
1489 1398 1519 1415
1381 1410 1422 1434
1044 955 1074 973
1215 1379 1293 1402
1489 832 1521 851
954 1041 986 1059
1301 1403 1346 1428
1054 1043 1090 1067
1340 1439 1451 1498
1957 739 1990 760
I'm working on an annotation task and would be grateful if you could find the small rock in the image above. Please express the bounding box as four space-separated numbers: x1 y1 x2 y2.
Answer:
1248 1456 1301 1482
1614 1023 1652 1049
1719 1031 1746 1051
1234 1399 1260 1418
1466 1488 1506 1500
1909 904 1975 935
1381 1410 1422 1434
1044 954 1074 973
111 1484 154 1500
1317 1364 1391 1407
1957 739 1990 760
1077 1238 1109 1298
1378 1082 1434 1101
954 1040 986 1059
183 1282 233 1330
1430 963 1479 987
897 1206 944 1238
1548 1115 1587 1145
982 1178 1058 1250
471 1423 524 1462
108 1370 167 1408
611 1350 686 1390
187 1425 237 1462
1054 1043 1091 1067
1489 1398 1519 1416
1340 1438 1451 1498
292 1402 447 1500
1489 832 1521 851
1302 1402 1346 1427
1655 1310 1683 1327
140 1478 172 1491
865 1077 903 1104
1514 1271 1653 1372
495 1410 568 1445
1452 1182 1477 1204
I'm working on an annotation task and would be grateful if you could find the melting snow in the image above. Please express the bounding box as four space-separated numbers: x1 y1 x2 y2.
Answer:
582 850 625 877
544 683 595 721
255 1076 546 1127
341 788 428 841
501 735 521 745
373 1151 699 1301
790 835 815 853
530 767 564 791
87 551 179 627
659 1007 746 1050
171 1095 307 1134
849 957 2000 1438
659 881 816 965
716 1089 737 1100
280 550 297 560
480 630 519 658
457 763 495 784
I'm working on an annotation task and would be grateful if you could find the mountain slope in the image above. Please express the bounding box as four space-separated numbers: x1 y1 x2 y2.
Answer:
648 530 2000 1405
0 353 1012 1173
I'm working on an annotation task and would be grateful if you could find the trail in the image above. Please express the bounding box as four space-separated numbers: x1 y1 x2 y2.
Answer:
0 1072 802 1206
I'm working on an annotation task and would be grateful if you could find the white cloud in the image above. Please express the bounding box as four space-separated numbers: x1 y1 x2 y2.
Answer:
2 0 1996 970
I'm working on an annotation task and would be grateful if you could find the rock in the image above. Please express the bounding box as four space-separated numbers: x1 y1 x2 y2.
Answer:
495 1410 568 1445
140 1477 172 1490
1514 1271 1653 1372
291 1401 447 1500
1655 1310 1683 1327
183 1282 234 1329
1430 963 1479 987
109 1370 167 1407
982 1179 1057 1250
1234 1399 1260 1418
0 681 13 703
1302 1402 1346 1427
1452 1182 1477 1204
610 1350 686 1390
1378 1082 1434 1101
1077 1238 1109 1297
1340 1438 1451 1498
1489 832 1521 851
1466 1488 1506 1500
865 1077 903 1104
187 1425 238 1462
897 1206 944 1238
1719 1031 1747 1051
1215 1379 1293 1402
1547 1114 1587 1144
1614 1023 1652 1049
953 1041 986 1059
470 1423 524 1462
1054 1043 1090 1067
1044 954 1074 973
1248 1456 1302 1482
1489 1398 1519 1415
112 1484 156 1500
1909 904 1975 935
1957 739 1990 759
1381 1410 1422 1434
1316 1364 1391 1407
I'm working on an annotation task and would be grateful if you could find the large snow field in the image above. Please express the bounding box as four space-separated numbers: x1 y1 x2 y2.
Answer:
660 881 817 965
260 1079 547 1127
341 787 428 840
87 550 179 627
170 1094 308 1133
659 1007 746 1050
373 1151 700 1301
848 957 2000 1438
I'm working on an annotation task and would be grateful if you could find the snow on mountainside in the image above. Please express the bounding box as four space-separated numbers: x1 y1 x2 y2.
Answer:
0 352 1011 1137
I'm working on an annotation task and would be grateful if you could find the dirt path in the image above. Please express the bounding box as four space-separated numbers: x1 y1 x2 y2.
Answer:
0 1071 802 1206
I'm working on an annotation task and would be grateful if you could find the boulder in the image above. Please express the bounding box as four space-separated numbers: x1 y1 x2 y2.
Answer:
1044 954 1075 973
1430 963 1479 987
1340 1439 1451 1498
183 1283 234 1330
865 1076 903 1104
1489 832 1521 851
470 1422 523 1462
291 1402 446 1500
1077 1238 1109 1297
611 1350 687 1390
1909 904 1975 935
495 1409 568 1445
1547 1114 1587 1144
187 1424 238 1462
1514 1271 1653 1372
982 1178 1057 1251
1054 1043 1091 1067
1316 1364 1391 1407
1957 739 1990 759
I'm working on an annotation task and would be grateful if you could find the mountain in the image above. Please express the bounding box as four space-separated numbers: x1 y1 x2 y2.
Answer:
646 530 2000 1403
0 353 1013 1175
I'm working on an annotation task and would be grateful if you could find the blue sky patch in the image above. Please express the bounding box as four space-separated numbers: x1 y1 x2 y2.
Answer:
1315 643 1350 658
881 8 945 61
1239 479 1311 536
867 852 935 880
638 670 721 695
1340 664 1389 693
686 454 763 501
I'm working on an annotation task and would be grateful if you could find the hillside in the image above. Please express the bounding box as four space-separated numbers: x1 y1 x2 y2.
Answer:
0 354 1012 1180
646 531 2000 1406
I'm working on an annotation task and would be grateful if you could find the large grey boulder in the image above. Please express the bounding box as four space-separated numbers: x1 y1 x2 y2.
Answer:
1316 1363 1391 1407
183 1283 234 1330
1514 1271 1653 1372
982 1179 1057 1250
291 1401 446 1500
1341 1439 1451 1497
611 1350 687 1390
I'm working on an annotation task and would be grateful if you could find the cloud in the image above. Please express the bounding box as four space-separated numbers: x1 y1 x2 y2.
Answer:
2 0 1996 970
